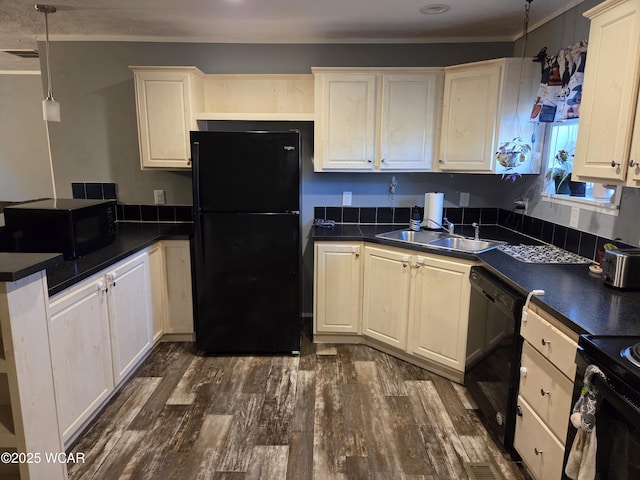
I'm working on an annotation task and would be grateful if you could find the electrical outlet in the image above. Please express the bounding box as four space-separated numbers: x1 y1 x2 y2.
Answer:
570 206 580 228
154 189 165 205
514 198 529 214
342 191 352 206
459 192 470 207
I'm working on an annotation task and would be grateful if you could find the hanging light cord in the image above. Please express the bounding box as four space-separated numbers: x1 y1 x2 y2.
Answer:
512 0 533 131
44 9 53 100
522 0 532 59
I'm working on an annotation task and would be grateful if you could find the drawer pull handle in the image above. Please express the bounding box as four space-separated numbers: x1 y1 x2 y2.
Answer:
541 338 551 346
519 367 527 377
631 160 638 167
611 160 620 168
535 448 543 455
540 388 550 396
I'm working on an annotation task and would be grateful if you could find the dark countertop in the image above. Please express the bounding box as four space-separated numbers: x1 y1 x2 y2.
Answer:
312 223 640 337
45 222 192 297
0 252 63 282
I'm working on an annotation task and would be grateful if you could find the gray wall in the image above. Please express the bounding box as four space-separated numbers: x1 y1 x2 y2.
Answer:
0 73 53 201
8 0 637 314
511 0 637 241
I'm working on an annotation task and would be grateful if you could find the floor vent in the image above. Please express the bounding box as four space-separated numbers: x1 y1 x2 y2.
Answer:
463 462 500 480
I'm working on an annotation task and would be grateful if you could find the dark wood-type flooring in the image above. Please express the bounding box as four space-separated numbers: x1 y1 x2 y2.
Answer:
67 325 531 480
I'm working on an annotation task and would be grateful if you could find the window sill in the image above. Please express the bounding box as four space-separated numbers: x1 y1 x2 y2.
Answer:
541 193 620 216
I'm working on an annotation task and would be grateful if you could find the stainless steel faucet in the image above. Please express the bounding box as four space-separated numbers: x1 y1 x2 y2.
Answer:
472 222 480 240
425 217 457 235
443 217 455 235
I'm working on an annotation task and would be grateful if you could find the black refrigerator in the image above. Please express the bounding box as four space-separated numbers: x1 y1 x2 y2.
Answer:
191 130 301 354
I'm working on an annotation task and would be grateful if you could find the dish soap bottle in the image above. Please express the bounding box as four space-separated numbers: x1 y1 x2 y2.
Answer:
410 206 421 232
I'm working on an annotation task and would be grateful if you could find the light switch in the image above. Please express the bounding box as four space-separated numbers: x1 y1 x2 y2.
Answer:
569 206 579 228
342 191 352 206
154 190 166 205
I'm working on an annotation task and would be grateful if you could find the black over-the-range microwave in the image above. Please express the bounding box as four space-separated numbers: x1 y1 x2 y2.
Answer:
3 198 117 259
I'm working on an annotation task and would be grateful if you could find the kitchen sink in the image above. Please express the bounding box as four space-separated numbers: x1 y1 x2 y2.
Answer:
375 229 447 246
427 236 505 253
375 229 505 253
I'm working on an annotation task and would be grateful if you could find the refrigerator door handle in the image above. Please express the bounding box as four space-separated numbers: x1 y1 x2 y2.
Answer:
192 141 201 208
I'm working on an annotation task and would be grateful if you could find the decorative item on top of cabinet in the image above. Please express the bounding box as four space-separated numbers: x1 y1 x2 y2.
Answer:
312 67 443 172
130 66 205 170
514 303 579 480
572 0 640 187
437 58 540 175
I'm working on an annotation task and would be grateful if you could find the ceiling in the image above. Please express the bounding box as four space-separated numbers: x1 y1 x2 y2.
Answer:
0 0 584 71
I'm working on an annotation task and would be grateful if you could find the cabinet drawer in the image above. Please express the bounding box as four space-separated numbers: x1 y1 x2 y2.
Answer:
515 395 566 480
519 342 573 443
521 308 578 380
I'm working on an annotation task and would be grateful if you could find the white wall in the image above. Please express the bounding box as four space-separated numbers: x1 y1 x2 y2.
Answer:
0 73 54 201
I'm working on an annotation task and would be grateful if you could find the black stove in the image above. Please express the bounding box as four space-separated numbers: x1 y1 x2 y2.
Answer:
574 335 640 478
578 335 640 429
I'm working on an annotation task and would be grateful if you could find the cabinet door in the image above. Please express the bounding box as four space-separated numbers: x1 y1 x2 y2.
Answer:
519 342 574 442
438 64 500 171
315 72 377 171
515 395 566 480
628 95 640 186
163 240 194 334
48 276 113 443
133 68 203 170
409 255 472 374
379 73 441 171
362 246 411 350
148 244 166 342
573 1 640 182
314 242 362 334
107 253 153 385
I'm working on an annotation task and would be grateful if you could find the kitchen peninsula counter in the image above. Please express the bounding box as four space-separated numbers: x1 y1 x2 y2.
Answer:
311 223 640 338
45 222 192 296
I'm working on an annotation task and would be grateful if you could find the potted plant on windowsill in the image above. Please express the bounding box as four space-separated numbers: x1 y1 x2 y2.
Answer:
546 149 572 194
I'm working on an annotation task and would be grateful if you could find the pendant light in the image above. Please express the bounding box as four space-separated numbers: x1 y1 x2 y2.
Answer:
36 4 60 122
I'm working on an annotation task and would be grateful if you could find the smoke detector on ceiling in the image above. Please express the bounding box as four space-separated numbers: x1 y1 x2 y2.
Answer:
419 4 451 15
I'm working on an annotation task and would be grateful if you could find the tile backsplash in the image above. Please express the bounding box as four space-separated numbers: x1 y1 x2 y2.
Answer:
313 205 633 264
71 182 192 223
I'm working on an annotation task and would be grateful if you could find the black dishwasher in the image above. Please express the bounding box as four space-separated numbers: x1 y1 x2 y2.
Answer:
465 267 525 459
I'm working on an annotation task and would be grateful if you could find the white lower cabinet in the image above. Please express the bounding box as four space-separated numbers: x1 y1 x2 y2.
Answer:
162 240 194 335
48 250 154 446
313 242 363 335
107 252 153 385
408 254 473 375
362 246 412 349
515 395 566 480
48 274 114 444
515 304 579 480
148 240 194 338
314 243 475 382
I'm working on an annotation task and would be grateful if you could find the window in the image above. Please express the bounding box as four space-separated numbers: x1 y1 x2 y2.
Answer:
541 121 621 215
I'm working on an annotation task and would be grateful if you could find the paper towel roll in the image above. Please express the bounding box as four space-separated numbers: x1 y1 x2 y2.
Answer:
422 192 444 229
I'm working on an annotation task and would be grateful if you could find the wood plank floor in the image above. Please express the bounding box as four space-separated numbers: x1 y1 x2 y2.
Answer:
67 325 531 480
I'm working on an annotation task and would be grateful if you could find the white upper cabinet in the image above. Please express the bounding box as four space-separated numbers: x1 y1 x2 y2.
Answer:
437 58 540 175
313 68 443 172
572 0 640 186
131 66 205 170
379 73 442 170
